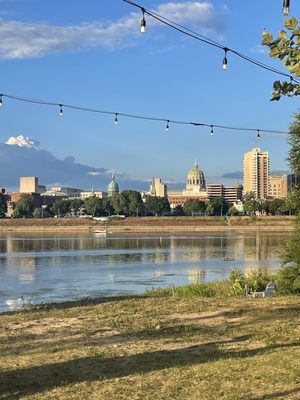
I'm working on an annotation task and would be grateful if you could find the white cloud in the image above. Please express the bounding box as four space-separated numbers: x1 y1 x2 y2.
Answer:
0 1 227 59
5 134 39 149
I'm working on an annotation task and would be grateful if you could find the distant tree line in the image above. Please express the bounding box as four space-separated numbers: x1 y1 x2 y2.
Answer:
4 189 300 219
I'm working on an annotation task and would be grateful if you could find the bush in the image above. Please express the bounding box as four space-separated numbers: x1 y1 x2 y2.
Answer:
276 264 300 294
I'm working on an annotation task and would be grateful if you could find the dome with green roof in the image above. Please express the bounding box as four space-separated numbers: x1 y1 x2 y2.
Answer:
186 162 206 191
108 175 119 197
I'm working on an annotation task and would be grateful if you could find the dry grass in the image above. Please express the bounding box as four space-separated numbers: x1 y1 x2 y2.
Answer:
1 295 300 399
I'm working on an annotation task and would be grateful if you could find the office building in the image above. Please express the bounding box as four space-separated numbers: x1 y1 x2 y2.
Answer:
243 147 269 199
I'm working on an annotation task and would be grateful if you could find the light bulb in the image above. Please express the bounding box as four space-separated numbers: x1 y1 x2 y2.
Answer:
59 105 63 116
114 113 118 125
283 0 290 15
222 49 228 70
257 130 261 141
262 28 267 36
0 94 3 107
166 120 170 131
210 125 214 136
141 10 146 33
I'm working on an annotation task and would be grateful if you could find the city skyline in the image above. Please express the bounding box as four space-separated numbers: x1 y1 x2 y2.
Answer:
0 1 296 183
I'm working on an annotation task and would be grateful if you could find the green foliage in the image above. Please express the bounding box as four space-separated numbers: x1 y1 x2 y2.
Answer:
109 190 144 216
145 196 170 216
172 205 184 216
146 281 231 298
33 208 42 218
287 114 300 175
243 192 261 216
0 193 7 216
211 197 229 216
228 268 275 296
69 199 84 212
262 18 300 100
228 206 238 216
51 199 71 217
205 202 214 216
183 199 205 216
13 194 35 218
84 196 106 216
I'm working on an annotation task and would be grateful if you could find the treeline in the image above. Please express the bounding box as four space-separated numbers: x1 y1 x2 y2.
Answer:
3 187 300 218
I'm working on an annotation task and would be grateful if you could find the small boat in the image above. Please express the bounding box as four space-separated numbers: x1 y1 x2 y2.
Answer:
223 256 235 261
93 229 107 236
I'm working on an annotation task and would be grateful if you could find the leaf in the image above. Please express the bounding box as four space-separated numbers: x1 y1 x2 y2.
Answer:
293 27 300 36
262 33 273 45
273 81 282 90
279 30 287 39
271 93 281 101
285 17 298 30
288 64 300 76
269 47 280 58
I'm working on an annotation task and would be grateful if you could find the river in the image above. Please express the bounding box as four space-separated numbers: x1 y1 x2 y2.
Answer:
0 231 291 312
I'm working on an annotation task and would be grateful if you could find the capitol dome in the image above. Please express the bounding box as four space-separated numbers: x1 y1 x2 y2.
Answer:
108 175 119 197
186 162 206 191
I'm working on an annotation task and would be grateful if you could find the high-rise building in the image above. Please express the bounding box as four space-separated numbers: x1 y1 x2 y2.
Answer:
149 178 167 197
19 176 46 194
243 147 269 199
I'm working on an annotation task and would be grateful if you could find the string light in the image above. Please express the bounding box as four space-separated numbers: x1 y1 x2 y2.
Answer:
122 0 299 84
59 104 63 116
283 0 290 15
262 28 267 36
210 125 214 136
222 48 228 70
0 91 289 136
114 113 119 125
140 8 146 33
166 120 170 131
257 129 261 141
0 94 3 107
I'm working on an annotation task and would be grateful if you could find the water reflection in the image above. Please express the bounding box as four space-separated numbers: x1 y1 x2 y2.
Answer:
0 231 291 312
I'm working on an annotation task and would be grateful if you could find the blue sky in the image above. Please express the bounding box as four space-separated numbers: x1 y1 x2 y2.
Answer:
0 0 298 187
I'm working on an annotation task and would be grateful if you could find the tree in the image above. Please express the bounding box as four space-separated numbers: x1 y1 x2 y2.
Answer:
84 196 105 216
69 199 84 213
13 194 35 218
0 193 7 216
145 196 170 216
262 17 300 100
118 190 144 216
243 192 261 216
183 199 202 216
211 197 229 216
205 202 214 216
51 199 71 217
228 205 238 216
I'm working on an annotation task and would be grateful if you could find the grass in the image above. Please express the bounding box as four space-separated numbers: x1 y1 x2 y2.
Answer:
1 293 300 399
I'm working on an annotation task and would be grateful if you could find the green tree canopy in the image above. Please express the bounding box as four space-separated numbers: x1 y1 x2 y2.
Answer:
51 199 71 217
13 194 35 218
211 197 229 216
243 192 261 216
145 196 170 216
262 17 300 100
183 199 202 215
84 196 106 216
0 193 7 216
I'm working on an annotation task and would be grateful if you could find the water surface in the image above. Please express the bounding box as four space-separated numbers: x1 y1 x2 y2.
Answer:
0 231 291 312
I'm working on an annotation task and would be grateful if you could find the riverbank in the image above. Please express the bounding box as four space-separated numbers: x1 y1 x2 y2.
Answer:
1 293 299 399
0 215 296 232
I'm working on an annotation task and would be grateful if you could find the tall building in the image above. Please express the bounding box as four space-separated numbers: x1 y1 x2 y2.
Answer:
20 176 45 194
149 178 167 197
243 147 269 199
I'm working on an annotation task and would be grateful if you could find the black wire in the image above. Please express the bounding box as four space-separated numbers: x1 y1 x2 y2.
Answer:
1 91 288 135
122 0 300 83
